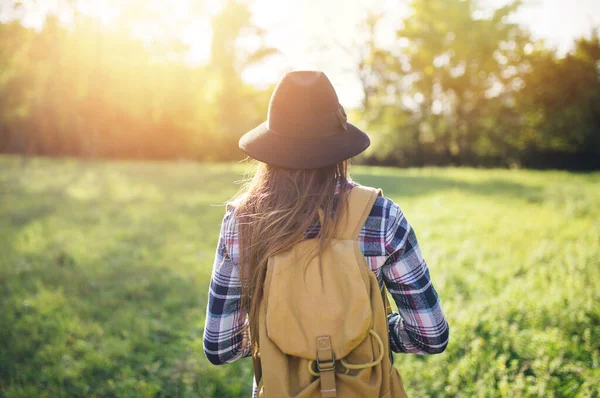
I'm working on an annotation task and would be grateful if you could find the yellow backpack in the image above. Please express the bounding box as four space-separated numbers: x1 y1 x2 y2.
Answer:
252 185 407 398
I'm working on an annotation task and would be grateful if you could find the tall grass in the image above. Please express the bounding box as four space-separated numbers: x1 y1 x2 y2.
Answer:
0 157 598 397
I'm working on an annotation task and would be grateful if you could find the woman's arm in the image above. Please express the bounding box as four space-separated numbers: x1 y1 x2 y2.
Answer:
203 209 252 365
382 201 450 355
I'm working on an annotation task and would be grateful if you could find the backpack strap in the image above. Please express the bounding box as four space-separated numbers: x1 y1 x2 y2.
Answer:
337 185 394 316
316 335 337 397
334 185 383 240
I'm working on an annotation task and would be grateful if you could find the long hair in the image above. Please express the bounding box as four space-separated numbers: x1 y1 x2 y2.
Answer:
230 159 350 354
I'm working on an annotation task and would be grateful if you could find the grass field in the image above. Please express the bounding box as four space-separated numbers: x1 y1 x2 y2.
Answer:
1 156 599 397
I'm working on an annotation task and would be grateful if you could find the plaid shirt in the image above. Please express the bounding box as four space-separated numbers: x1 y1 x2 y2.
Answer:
204 181 449 371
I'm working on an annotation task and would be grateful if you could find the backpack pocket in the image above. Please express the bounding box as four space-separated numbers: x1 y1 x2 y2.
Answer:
265 239 372 360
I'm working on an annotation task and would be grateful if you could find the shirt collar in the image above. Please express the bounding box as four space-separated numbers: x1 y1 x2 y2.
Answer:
334 178 356 195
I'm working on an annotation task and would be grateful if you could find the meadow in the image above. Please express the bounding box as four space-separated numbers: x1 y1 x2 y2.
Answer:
0 156 599 397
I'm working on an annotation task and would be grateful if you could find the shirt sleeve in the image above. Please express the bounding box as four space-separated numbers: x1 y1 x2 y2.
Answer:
203 207 252 365
382 201 449 355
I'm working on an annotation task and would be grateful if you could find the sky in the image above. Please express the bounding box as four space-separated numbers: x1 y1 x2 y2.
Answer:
2 0 599 107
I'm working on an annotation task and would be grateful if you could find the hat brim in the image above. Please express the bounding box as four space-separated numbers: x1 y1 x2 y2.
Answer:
239 122 370 169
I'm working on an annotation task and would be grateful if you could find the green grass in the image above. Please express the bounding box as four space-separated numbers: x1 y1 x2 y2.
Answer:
1 156 599 397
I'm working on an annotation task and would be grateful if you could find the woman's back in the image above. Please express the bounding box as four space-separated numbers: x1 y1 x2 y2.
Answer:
204 180 448 364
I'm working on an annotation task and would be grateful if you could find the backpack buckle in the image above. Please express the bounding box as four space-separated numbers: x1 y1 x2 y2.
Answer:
316 352 336 372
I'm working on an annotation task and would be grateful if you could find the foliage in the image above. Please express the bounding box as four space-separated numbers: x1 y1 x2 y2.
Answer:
1 1 599 169
355 0 600 169
517 33 600 164
1 156 599 397
0 3 275 162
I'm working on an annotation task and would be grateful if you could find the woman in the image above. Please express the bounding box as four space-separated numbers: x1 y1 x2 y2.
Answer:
204 71 449 397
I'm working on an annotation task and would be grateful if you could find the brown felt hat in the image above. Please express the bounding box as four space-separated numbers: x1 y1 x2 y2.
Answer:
239 71 370 169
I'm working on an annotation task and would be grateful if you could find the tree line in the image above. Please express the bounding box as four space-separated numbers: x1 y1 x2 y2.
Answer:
0 0 599 170
353 0 600 170
0 1 274 162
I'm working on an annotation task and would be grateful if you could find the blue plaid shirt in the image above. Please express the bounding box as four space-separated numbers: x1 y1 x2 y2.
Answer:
204 181 449 370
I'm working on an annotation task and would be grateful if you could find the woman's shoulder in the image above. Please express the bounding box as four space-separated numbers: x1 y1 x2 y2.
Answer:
348 182 401 219
225 194 243 211
350 185 407 257
371 194 399 218
222 194 245 225
353 183 405 231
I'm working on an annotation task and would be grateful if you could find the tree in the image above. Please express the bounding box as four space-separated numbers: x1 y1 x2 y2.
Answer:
357 0 534 166
0 21 36 157
0 1 276 161
517 31 600 161
401 0 530 164
208 0 278 159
